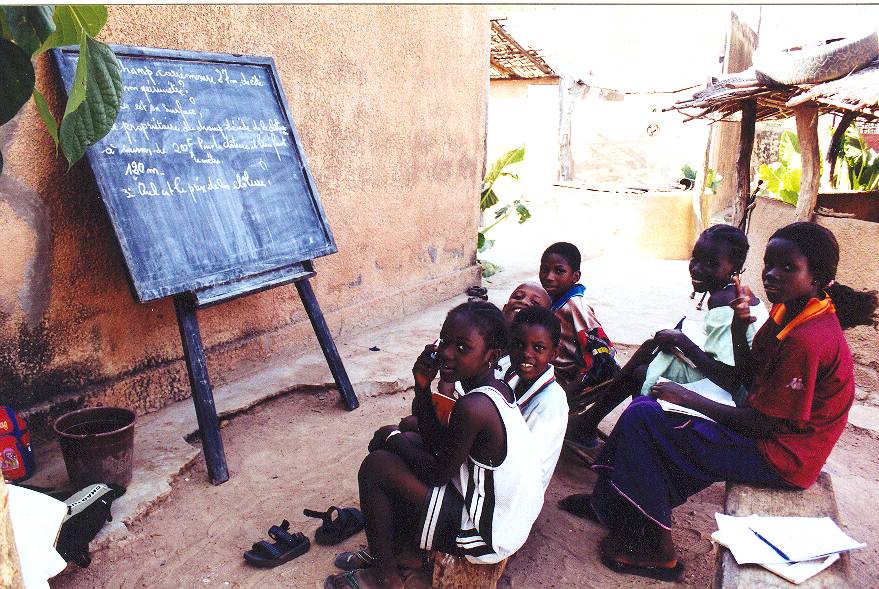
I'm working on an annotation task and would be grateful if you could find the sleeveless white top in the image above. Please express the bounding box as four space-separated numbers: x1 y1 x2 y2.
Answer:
452 385 544 564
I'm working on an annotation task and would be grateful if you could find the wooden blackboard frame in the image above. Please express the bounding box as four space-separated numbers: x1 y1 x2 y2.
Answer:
51 44 337 304
50 45 360 485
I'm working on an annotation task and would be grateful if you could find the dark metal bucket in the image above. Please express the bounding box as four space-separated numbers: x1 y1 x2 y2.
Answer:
53 407 135 488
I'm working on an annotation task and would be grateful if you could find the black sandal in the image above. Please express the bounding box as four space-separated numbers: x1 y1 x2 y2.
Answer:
243 520 310 568
304 506 366 545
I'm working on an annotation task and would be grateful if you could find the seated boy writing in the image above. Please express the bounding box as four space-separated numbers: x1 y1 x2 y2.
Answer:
538 242 619 403
505 306 567 492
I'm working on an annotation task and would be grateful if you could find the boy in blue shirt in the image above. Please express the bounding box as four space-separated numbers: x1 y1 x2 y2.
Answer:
539 242 619 410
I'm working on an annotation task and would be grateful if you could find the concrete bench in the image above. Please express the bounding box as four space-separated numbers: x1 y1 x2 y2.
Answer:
431 552 508 589
713 471 853 588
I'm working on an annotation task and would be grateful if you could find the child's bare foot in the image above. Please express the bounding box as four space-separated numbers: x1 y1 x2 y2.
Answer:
324 567 404 589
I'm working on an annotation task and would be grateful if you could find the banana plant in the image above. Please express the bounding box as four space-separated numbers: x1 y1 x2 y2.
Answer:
0 6 122 173
478 146 529 277
758 130 803 206
835 129 879 191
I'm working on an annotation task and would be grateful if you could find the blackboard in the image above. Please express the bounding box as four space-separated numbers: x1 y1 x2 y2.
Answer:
52 45 337 303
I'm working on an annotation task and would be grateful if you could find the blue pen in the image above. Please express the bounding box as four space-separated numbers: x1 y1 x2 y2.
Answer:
749 527 791 561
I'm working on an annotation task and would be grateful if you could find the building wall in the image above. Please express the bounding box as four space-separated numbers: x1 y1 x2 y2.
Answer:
0 5 488 428
487 77 560 188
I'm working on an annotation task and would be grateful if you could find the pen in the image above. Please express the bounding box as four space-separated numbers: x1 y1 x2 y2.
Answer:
749 528 791 562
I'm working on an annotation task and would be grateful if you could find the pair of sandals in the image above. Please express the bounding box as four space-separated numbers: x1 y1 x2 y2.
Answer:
243 506 366 568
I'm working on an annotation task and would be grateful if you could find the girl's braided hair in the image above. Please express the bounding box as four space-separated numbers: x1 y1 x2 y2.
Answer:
447 300 509 353
771 222 878 328
702 224 749 274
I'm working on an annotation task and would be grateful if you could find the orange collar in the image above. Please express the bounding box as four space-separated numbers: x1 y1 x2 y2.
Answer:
770 296 836 341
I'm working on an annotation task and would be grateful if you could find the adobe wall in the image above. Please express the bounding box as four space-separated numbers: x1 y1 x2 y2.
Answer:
0 5 488 430
741 197 879 400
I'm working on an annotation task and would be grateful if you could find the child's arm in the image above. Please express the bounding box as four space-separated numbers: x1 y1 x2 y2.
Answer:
652 329 740 392
649 381 780 438
386 393 496 487
730 276 759 387
409 343 451 456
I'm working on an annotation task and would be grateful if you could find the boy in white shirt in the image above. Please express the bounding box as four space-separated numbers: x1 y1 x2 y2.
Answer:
505 306 568 492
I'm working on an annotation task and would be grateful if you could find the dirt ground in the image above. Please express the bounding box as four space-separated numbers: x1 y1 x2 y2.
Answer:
50 375 879 589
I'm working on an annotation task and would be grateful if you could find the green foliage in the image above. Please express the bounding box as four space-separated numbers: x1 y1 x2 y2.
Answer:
758 130 802 206
0 38 35 125
835 128 879 191
477 147 530 277
0 5 120 173
680 164 722 194
481 146 524 212
59 36 121 167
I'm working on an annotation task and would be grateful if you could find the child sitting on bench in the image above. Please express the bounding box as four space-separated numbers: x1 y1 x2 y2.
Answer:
564 224 768 454
325 302 543 589
576 222 877 582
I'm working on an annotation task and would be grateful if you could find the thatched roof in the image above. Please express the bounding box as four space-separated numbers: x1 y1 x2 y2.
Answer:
490 19 556 80
666 57 879 122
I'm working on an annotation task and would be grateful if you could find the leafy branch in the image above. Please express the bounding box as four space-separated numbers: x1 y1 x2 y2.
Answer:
0 5 122 173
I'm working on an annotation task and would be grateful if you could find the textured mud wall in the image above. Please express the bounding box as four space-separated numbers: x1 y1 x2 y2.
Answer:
0 5 488 428
742 197 879 399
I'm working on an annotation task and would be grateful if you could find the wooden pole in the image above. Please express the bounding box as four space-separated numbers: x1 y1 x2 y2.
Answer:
174 293 230 485
733 100 757 228
794 104 821 222
295 278 360 410
0 479 24 589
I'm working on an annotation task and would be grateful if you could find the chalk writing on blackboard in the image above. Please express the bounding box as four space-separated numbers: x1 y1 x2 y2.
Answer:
52 46 336 302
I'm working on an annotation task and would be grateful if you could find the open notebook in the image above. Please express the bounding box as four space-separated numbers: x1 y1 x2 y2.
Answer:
654 377 735 422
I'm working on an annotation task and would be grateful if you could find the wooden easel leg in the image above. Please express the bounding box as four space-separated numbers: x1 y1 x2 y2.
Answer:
173 293 230 485
295 278 360 410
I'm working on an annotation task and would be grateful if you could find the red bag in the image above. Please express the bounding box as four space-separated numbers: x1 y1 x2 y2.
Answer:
0 406 35 483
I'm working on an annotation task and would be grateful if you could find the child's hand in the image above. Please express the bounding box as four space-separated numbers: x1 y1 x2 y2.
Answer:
368 425 400 453
730 275 756 325
413 343 440 392
398 415 419 432
652 329 689 352
649 381 697 407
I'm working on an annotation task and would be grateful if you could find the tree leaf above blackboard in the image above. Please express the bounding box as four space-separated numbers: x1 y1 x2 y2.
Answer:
1 5 55 57
0 38 34 125
60 36 121 168
37 5 106 54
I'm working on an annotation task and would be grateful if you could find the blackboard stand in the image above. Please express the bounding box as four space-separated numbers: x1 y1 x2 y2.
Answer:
174 293 229 485
51 45 359 485
173 271 359 485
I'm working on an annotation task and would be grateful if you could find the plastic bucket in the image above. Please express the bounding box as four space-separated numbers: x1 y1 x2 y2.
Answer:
53 407 135 488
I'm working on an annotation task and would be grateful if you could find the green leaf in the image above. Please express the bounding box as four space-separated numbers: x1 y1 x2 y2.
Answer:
478 238 495 253
493 204 510 219
514 202 531 224
681 164 696 180
59 36 122 168
1 6 55 56
480 186 498 211
37 5 107 54
32 87 58 146
477 232 485 251
779 130 801 167
0 38 35 124
780 189 798 206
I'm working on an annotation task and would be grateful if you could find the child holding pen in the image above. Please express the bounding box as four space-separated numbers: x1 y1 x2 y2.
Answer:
564 224 769 455
575 222 876 581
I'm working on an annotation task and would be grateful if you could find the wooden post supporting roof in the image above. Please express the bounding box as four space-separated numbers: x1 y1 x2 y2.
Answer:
795 104 821 222
733 100 757 228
